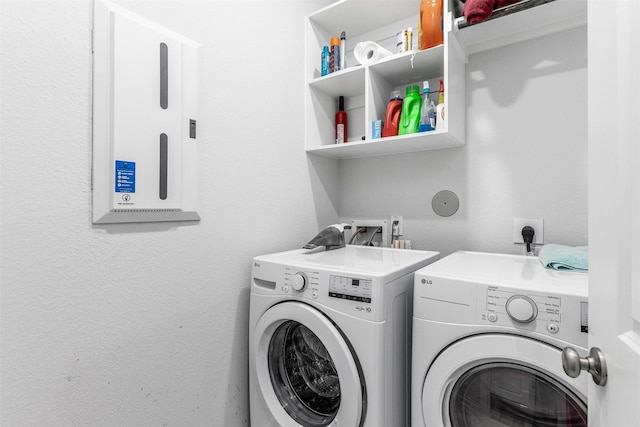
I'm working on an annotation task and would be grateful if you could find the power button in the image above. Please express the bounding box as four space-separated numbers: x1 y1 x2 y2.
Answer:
487 312 498 322
312 291 318 299
547 323 560 334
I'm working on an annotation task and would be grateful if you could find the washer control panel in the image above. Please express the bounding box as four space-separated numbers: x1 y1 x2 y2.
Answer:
283 267 373 302
252 253 416 322
328 275 372 303
285 267 387 319
279 266 379 320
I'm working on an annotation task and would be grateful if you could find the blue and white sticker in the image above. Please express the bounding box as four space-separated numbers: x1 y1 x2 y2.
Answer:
115 160 135 193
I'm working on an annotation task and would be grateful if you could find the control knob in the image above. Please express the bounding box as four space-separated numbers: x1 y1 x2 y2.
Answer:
291 272 307 291
506 295 538 323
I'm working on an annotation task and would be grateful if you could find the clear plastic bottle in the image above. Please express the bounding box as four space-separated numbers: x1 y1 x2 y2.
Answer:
418 81 436 132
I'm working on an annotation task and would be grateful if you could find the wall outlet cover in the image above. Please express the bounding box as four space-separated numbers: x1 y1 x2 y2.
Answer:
391 215 403 236
513 218 544 245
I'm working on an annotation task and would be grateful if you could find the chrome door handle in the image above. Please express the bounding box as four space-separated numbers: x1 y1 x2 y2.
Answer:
562 346 608 386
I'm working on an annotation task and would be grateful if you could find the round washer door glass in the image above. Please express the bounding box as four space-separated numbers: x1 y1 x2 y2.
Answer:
449 363 587 426
268 320 340 426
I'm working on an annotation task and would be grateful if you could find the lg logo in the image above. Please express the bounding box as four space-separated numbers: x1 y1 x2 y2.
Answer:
421 278 433 285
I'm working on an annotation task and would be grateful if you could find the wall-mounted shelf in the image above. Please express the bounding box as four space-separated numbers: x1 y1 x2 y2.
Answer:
304 0 585 160
308 0 417 38
304 0 466 160
453 0 587 55
306 130 463 159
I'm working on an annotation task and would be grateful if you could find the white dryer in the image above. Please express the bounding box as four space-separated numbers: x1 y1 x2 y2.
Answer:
411 251 589 427
249 245 439 427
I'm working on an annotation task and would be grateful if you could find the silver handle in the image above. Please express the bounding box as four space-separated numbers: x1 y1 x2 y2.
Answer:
562 346 608 386
159 133 168 200
160 42 168 109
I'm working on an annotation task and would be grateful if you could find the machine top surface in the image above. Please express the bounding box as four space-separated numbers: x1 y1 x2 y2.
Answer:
416 251 587 296
255 246 440 279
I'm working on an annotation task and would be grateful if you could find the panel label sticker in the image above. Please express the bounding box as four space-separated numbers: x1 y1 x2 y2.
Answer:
115 160 135 193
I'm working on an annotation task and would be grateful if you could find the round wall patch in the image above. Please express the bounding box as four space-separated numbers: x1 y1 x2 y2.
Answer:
432 190 459 217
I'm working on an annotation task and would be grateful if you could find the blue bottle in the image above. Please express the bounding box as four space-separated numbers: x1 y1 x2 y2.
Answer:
321 46 330 77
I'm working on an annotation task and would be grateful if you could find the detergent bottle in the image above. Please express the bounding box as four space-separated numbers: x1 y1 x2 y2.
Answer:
398 85 421 135
435 79 446 131
381 90 403 137
419 0 444 50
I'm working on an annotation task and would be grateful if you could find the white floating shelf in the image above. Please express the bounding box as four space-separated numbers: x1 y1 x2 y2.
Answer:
454 0 587 55
306 131 464 160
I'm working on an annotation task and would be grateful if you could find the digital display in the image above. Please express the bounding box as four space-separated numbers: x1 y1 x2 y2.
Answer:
328 275 372 303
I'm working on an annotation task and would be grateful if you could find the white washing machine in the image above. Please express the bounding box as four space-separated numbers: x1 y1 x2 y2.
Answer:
411 251 589 427
249 245 439 427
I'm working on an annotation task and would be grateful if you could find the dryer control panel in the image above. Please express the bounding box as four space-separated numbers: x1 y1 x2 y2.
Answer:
413 251 588 348
414 273 588 348
480 284 587 347
487 287 557 324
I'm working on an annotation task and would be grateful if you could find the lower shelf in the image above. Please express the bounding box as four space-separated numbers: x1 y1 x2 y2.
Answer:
305 131 464 159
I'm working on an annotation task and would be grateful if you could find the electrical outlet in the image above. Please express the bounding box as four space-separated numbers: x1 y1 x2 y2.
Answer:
350 219 388 247
391 215 403 236
513 219 544 245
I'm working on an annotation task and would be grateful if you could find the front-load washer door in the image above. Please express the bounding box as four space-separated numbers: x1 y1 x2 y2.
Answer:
421 334 588 427
252 301 365 427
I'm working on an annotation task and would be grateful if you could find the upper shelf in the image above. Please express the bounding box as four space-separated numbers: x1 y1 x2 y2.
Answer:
307 0 417 39
309 46 445 96
453 0 587 55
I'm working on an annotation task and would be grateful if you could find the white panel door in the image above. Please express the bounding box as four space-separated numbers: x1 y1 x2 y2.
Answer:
587 0 640 425
92 0 200 224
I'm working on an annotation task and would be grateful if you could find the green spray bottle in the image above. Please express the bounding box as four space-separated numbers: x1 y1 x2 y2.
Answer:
398 85 422 135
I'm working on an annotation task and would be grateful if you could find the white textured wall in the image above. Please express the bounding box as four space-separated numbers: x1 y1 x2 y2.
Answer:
0 0 335 425
1 1 588 425
339 27 588 257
